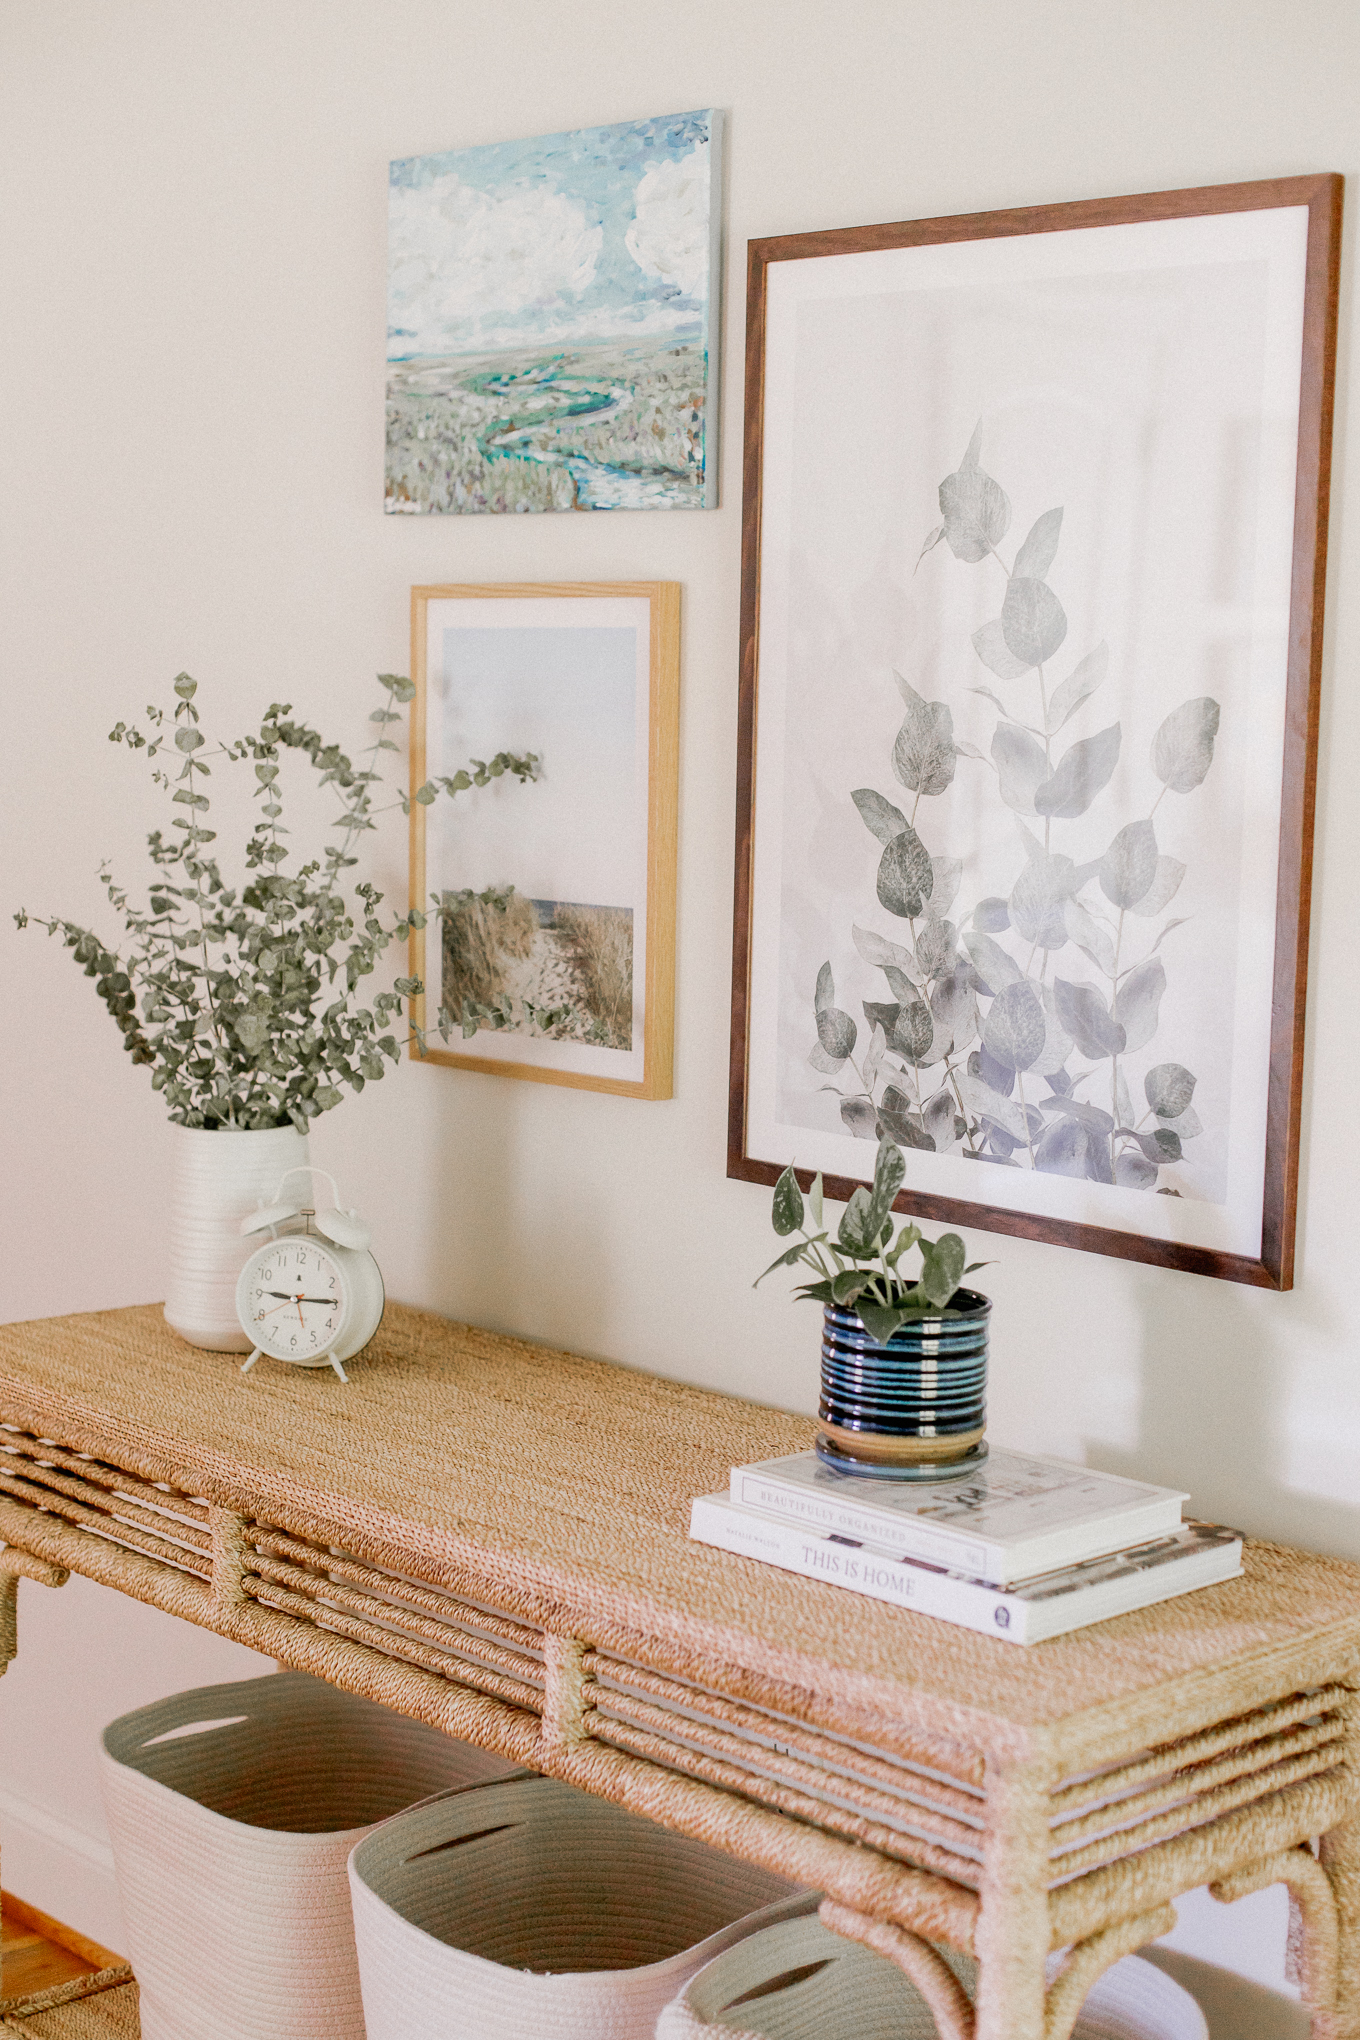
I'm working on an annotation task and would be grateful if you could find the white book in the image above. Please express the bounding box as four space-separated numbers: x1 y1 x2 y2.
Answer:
730 1450 1188 1586
689 1494 1241 1645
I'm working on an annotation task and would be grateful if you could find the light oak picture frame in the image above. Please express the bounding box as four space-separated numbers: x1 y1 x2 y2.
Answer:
729 176 1341 1288
410 581 679 1099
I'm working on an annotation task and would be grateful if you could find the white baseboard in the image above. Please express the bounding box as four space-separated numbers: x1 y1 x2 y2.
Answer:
0 1782 126 1956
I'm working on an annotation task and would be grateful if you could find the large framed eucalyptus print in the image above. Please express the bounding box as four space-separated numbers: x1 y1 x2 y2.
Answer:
729 176 1341 1288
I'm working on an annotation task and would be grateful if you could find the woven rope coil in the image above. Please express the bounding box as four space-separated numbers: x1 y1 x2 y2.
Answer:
0 1971 140 2038
99 1671 520 2040
348 1773 805 2039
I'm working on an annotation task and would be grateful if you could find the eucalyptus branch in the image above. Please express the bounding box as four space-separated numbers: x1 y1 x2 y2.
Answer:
17 672 541 1131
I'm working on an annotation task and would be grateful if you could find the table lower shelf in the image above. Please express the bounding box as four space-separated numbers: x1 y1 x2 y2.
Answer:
0 1969 138 2037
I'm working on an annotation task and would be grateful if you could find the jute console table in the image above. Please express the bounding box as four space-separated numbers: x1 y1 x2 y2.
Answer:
0 1302 1355 2040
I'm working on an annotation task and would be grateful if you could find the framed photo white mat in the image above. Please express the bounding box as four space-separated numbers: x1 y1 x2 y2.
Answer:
410 582 678 1098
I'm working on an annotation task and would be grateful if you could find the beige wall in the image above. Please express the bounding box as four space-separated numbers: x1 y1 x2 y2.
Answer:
0 0 1354 1983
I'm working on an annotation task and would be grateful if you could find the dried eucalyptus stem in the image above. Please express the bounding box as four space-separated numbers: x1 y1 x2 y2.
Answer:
16 673 538 1130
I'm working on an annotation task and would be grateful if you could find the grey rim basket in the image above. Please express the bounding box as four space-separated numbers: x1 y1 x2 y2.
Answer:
99 1671 520 2040
348 1774 809 2040
656 1914 1209 2040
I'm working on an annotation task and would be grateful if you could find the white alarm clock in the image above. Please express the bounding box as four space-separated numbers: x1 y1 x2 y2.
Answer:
235 1167 384 1383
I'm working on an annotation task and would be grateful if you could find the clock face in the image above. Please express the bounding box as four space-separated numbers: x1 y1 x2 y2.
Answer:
241 1238 350 1363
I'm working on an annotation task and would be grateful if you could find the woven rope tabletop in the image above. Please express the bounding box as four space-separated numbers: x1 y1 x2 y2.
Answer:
0 1301 1357 1762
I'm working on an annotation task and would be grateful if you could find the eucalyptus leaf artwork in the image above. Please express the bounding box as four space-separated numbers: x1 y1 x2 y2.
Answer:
808 431 1219 1194
732 180 1338 1286
17 676 539 1130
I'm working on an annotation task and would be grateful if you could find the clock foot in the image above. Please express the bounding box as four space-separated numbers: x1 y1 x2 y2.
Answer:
241 1350 262 1374
330 1356 349 1383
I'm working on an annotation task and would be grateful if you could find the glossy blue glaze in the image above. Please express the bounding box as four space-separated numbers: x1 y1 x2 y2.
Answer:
817 1290 990 1479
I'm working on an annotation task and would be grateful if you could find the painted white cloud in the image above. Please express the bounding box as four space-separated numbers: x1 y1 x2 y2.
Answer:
389 173 602 354
625 144 710 302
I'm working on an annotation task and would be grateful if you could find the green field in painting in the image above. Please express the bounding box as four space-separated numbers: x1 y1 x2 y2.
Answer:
385 336 707 515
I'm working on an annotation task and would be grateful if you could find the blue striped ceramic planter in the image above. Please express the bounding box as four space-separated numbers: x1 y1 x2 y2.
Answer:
816 1291 991 1481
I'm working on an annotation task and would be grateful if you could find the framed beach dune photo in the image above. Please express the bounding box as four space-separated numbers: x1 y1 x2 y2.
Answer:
386 111 722 514
409 583 679 1098
729 175 1341 1288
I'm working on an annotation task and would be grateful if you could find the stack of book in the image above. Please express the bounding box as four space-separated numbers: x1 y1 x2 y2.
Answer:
688 1450 1242 1645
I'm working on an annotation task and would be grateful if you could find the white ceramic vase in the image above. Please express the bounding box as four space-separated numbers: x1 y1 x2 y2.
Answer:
164 1123 310 1351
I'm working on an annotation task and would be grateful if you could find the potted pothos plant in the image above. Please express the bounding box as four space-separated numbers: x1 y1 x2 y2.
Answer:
17 672 538 1350
758 1135 992 1479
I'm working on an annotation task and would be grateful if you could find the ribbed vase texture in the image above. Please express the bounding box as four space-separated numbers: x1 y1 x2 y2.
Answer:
164 1123 310 1351
819 1292 990 1469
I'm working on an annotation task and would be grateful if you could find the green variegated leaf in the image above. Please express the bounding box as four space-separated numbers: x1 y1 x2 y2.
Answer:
772 1165 804 1236
918 1232 966 1308
857 1300 911 1343
754 1241 808 1286
838 1185 880 1253
868 1135 907 1227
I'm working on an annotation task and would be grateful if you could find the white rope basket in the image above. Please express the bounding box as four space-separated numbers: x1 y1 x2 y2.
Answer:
348 1775 808 2040
99 1671 520 2040
656 1916 1208 2040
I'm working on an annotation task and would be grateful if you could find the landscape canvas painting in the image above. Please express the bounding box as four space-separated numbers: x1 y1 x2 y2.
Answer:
409 586 679 1099
387 111 722 514
730 181 1339 1285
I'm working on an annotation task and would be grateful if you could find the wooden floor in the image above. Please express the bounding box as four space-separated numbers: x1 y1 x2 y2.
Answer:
1 1893 123 2001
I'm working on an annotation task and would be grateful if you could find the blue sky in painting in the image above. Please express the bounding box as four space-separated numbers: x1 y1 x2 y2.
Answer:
388 110 716 360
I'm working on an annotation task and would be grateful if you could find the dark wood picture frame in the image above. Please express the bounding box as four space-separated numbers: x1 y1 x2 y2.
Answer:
728 175 1342 1288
